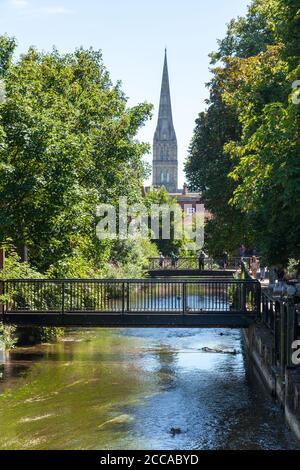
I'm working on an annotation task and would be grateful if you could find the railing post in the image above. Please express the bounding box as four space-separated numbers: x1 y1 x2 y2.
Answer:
273 301 281 367
256 282 261 317
122 282 125 314
61 281 65 315
126 282 130 313
182 282 186 314
279 302 286 377
286 299 296 368
0 280 4 319
0 248 5 271
262 290 268 325
242 282 247 312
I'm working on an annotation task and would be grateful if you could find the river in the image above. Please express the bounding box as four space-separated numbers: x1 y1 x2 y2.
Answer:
0 327 299 450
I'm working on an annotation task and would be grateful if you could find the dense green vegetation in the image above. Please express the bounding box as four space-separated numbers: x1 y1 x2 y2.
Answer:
185 0 300 269
0 249 65 347
143 187 195 255
0 37 191 348
0 36 157 278
0 37 159 348
2 1 298 346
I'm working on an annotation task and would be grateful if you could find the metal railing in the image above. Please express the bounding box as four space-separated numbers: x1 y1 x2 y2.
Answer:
148 257 252 271
1 278 261 316
261 289 300 370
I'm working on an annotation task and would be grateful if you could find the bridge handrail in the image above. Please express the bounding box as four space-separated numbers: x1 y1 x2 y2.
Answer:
2 277 259 283
148 256 254 270
261 288 300 368
1 278 261 317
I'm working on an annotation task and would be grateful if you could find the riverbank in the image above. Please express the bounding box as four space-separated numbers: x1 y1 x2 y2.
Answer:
243 324 300 444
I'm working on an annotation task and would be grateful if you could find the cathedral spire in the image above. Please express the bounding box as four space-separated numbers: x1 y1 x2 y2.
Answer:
152 50 178 192
155 49 176 140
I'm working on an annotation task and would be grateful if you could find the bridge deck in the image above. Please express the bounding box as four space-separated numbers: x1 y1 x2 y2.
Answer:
3 312 257 328
149 269 236 278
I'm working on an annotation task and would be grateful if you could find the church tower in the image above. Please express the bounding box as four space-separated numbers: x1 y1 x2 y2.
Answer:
153 49 178 193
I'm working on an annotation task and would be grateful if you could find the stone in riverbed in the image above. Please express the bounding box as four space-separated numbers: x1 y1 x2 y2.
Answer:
170 427 182 436
200 346 238 355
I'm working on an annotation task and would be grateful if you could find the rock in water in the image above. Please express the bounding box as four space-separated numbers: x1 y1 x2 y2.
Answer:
170 427 182 436
200 347 238 355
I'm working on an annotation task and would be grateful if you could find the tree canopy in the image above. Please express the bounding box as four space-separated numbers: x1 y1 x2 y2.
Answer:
185 0 300 267
0 43 153 272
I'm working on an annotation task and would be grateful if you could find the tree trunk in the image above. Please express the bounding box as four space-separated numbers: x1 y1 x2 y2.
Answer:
0 248 5 271
17 245 28 263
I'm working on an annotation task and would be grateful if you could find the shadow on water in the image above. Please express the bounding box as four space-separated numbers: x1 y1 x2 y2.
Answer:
0 327 299 450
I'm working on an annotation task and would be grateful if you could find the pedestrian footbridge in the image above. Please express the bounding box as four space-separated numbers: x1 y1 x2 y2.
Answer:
147 256 249 278
1 278 261 328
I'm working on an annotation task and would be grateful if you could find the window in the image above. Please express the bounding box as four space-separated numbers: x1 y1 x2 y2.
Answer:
186 207 196 215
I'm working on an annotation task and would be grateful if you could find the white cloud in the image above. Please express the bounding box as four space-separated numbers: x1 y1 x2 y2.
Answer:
10 0 29 7
8 1 72 15
39 6 72 15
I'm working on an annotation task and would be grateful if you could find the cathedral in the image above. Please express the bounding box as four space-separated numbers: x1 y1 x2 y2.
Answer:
151 50 203 215
152 49 178 193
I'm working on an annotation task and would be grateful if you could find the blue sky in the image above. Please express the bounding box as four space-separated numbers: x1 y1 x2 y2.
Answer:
0 0 250 187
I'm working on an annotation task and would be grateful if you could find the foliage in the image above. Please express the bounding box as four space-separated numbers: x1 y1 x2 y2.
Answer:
286 259 300 279
186 0 300 267
185 74 252 255
0 324 16 350
143 187 191 256
16 326 64 346
0 250 64 348
224 50 299 264
209 0 275 63
47 236 158 279
0 43 152 272
0 248 44 282
0 34 16 78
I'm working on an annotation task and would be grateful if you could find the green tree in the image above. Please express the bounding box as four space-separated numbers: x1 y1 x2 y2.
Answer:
0 34 16 78
0 46 152 271
185 0 300 266
185 76 252 255
143 187 190 255
225 47 299 264
210 0 275 63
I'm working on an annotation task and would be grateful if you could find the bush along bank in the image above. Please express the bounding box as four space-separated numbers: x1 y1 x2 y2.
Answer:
0 250 64 349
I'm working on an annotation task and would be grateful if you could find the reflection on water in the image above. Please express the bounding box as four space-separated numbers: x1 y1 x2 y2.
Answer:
0 327 299 450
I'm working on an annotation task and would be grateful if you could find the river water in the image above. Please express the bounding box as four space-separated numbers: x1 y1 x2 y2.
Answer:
0 327 299 450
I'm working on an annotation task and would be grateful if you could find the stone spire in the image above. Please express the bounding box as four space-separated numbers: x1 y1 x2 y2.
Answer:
152 49 178 193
